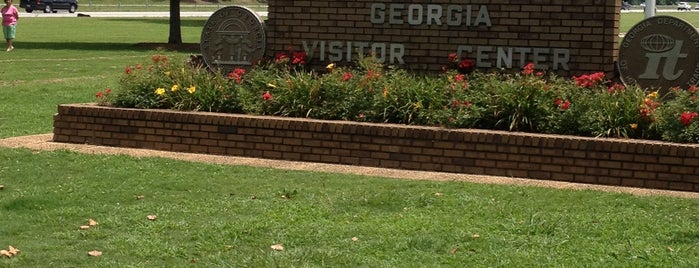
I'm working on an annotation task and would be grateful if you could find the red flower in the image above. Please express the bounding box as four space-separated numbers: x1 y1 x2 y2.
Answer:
366 70 380 79
554 98 570 110
560 100 571 110
455 74 465 82
574 72 606 88
275 52 289 62
680 111 698 126
228 68 246 84
292 51 306 65
607 83 626 93
689 85 697 92
522 63 535 75
450 99 471 108
136 64 143 70
342 72 353 82
458 59 474 71
125 66 133 74
151 54 169 65
448 53 458 63
105 88 111 94
262 91 273 100
95 91 103 98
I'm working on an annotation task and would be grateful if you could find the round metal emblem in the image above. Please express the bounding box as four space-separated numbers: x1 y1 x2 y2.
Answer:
201 6 266 73
618 16 699 91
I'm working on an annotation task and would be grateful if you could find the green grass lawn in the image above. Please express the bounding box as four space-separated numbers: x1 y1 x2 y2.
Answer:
1 149 698 267
0 14 698 267
620 12 699 32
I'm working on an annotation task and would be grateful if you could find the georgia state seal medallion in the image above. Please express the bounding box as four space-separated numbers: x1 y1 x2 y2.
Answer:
618 16 699 91
200 6 266 73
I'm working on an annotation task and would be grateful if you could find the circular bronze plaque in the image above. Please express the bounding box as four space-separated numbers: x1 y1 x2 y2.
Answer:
618 16 699 91
201 6 266 73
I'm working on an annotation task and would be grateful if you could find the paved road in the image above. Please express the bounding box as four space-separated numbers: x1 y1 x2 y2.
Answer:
20 11 267 18
20 9 693 18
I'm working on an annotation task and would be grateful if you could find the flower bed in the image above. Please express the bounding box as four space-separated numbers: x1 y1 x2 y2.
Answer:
53 104 699 192
98 54 699 144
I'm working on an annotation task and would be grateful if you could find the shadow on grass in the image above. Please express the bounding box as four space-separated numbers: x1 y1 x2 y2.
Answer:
103 18 207 27
669 231 699 244
15 42 201 52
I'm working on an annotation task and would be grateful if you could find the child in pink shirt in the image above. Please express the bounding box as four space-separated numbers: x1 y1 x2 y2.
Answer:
2 0 18 52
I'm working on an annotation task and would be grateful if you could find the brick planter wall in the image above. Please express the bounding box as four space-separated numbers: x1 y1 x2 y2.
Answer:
53 104 699 192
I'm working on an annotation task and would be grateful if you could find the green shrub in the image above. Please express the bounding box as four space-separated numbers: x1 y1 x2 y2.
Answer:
654 86 699 143
104 54 240 112
99 53 699 144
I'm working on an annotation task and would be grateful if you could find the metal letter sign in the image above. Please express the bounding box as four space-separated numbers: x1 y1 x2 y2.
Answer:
201 6 266 74
618 16 699 92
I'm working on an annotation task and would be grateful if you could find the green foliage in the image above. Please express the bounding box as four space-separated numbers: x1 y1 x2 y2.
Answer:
466 65 556 132
108 54 699 144
654 87 699 143
1 148 698 267
105 54 241 113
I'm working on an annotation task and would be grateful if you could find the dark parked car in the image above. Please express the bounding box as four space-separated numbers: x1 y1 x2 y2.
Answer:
621 1 632 10
19 0 78 13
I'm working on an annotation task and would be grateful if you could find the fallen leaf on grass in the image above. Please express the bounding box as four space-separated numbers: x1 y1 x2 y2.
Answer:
0 250 11 258
147 215 157 221
449 247 459 254
79 219 98 230
434 192 443 196
351 237 359 242
270 244 284 251
8 246 19 256
472 234 481 238
87 250 102 257
667 247 674 252
1 246 21 258
0 184 4 190
135 195 145 200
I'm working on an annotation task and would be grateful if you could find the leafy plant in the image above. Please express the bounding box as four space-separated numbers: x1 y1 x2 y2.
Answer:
104 54 699 144
654 86 699 143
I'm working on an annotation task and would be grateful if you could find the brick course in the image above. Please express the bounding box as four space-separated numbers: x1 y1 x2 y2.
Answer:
53 104 699 192
265 0 620 76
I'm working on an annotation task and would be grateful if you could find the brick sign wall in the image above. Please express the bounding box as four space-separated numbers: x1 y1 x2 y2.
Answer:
265 0 621 76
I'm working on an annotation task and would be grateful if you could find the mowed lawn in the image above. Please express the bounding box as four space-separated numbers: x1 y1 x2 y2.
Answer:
0 14 698 267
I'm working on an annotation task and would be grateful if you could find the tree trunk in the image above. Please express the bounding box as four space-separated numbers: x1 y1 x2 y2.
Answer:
168 0 182 44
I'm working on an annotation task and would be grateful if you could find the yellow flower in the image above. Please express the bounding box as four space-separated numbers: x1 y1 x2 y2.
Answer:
630 123 638 130
326 63 335 70
646 91 659 100
383 87 388 98
267 83 277 88
188 85 196 94
155 88 166 95
164 71 171 76
171 85 179 92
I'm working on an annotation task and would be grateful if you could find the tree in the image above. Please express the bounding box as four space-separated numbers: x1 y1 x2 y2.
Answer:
168 0 182 44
